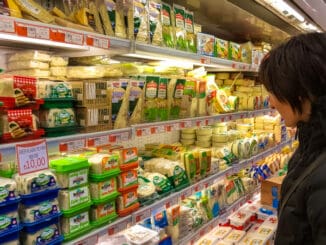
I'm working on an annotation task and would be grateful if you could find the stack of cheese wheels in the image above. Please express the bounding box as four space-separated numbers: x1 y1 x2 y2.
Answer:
212 122 228 148
180 128 196 146
231 139 251 159
196 126 213 148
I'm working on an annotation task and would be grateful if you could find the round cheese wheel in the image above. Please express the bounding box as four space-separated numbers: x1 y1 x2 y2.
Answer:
249 138 258 156
180 139 195 146
197 135 212 142
212 133 229 143
181 133 196 140
196 127 213 136
215 79 224 86
182 128 196 134
196 141 211 148
216 72 230 80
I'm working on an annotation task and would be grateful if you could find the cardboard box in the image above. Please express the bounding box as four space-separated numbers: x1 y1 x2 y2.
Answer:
261 175 285 206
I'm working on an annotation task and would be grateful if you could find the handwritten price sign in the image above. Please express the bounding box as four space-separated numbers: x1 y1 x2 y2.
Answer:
16 140 49 175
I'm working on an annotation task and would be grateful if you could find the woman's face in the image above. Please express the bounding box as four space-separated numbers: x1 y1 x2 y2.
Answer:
269 93 311 128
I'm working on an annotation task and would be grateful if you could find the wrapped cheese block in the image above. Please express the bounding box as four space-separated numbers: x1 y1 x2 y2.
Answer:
229 209 252 230
7 69 50 78
21 224 61 245
240 233 270 245
19 198 60 223
14 170 58 195
7 51 51 63
50 56 68 67
137 176 157 202
66 66 104 79
50 157 89 189
224 230 246 244
129 80 144 125
0 207 19 234
61 209 91 235
0 177 18 203
58 185 91 211
39 108 76 128
144 172 173 195
88 153 120 176
50 67 67 77
7 60 49 71
37 80 72 99
210 226 232 241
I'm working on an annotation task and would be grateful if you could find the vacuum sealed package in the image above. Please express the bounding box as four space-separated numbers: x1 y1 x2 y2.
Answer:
149 0 163 46
173 4 187 51
162 2 175 48
130 0 149 43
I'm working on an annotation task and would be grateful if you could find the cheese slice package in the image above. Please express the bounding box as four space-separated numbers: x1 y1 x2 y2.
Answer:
183 78 197 117
149 0 163 46
130 0 149 42
157 77 169 121
99 0 115 36
168 78 185 119
173 4 187 51
161 2 175 48
185 10 196 53
182 152 197 183
144 76 159 122
128 79 144 125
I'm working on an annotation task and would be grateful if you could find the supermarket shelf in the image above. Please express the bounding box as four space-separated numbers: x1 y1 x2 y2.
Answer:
0 108 275 162
66 139 292 245
177 187 260 245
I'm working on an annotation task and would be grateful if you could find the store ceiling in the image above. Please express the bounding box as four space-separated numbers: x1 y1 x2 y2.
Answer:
166 0 304 45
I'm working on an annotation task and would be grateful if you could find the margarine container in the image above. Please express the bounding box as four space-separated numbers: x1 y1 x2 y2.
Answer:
50 157 89 189
117 169 138 192
117 186 140 217
0 177 19 204
0 200 20 236
113 147 139 171
89 172 120 204
60 207 92 241
88 153 120 178
58 185 92 215
90 199 118 227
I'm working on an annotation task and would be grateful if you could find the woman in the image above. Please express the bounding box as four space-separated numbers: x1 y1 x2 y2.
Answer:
258 32 326 244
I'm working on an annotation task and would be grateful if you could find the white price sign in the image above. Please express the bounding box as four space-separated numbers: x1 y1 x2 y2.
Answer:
16 140 49 175
0 17 15 33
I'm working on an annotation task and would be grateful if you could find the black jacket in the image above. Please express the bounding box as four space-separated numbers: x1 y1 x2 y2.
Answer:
275 101 326 245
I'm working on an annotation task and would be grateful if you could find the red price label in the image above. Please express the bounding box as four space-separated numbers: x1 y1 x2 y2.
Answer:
86 35 110 49
16 22 49 39
16 140 49 175
108 227 114 235
220 117 225 122
87 135 109 147
120 132 130 141
59 139 86 152
0 16 15 33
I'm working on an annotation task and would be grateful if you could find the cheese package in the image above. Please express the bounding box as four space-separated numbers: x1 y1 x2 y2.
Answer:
7 69 50 78
108 80 129 129
19 198 60 223
61 210 91 235
117 188 139 211
98 1 114 36
90 200 117 225
113 147 139 171
144 172 173 194
149 0 163 46
7 60 49 71
183 152 197 183
185 11 196 53
7 51 51 63
168 78 185 119
228 42 241 61
66 66 104 79
197 33 215 56
123 225 159 245
14 171 58 195
130 0 149 42
117 169 138 191
37 80 72 99
90 176 119 201
39 108 76 128
157 77 169 121
195 235 217 245
183 78 198 117
129 79 144 125
210 226 232 240
137 176 157 203
166 205 180 242
50 157 89 189
197 127 213 136
21 224 61 245
0 177 18 203
224 230 246 244
229 210 252 230
49 67 67 78
144 76 159 122
256 225 275 239
173 4 187 51
215 37 229 59
50 56 68 67
239 233 270 245
58 185 91 211
88 153 120 176
0 206 19 235
162 2 175 48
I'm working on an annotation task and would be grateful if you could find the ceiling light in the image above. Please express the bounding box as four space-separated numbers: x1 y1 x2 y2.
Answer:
269 0 305 22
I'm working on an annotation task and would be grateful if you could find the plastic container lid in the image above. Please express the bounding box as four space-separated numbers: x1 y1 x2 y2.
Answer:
89 169 120 182
20 188 59 206
0 225 22 242
91 212 118 228
124 224 159 245
0 198 19 214
22 212 62 228
61 200 93 217
92 191 120 206
50 157 89 173
23 215 60 234
63 224 93 242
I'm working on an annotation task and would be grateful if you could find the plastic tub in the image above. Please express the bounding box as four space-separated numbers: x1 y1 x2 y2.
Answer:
0 226 21 245
61 206 93 242
21 216 63 245
88 153 121 178
0 176 19 204
90 199 118 227
50 156 89 189
0 200 20 236
20 188 59 206
89 173 120 204
117 169 138 192
117 186 140 217
58 185 92 215
113 148 139 172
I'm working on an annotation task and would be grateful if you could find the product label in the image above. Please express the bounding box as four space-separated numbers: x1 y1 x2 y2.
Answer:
97 202 115 218
158 78 168 99
13 76 37 105
99 179 115 197
174 80 185 99
70 211 89 233
174 6 185 28
33 201 59 221
8 109 33 139
172 165 188 187
19 1 40 15
216 38 228 58
185 11 194 33
170 206 180 226
0 186 16 202
105 0 116 31
101 155 119 171
183 80 196 97
145 80 158 99
69 169 88 188
69 186 90 208
200 152 208 177
162 3 171 26
51 83 72 98
152 175 172 193
122 148 138 163
37 226 60 245
31 174 57 193
121 170 137 187
186 154 196 180
123 191 137 208
0 213 18 231
54 109 75 126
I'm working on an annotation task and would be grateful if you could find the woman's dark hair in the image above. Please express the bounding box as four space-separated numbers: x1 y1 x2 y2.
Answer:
258 32 326 113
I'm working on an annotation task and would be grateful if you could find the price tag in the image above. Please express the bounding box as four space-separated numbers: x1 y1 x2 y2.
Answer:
165 195 178 209
157 125 165 133
133 208 151 224
16 23 49 39
86 35 110 49
180 188 192 201
192 184 200 193
59 139 86 153
16 140 49 175
150 127 156 134
220 117 225 122
74 234 98 245
172 123 180 131
200 56 211 64
120 131 130 141
65 30 84 45
87 135 109 147
184 121 192 128
165 125 172 132
208 118 214 125
0 17 14 33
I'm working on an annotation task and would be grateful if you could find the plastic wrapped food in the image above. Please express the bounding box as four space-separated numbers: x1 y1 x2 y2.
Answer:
14 170 58 195
197 33 215 56
50 56 68 67
21 224 61 245
117 169 138 190
61 210 90 235
66 66 104 79
144 76 159 122
173 4 187 51
149 0 162 46
88 153 120 175
7 69 50 78
7 60 49 71
69 55 110 66
7 50 51 63
37 81 72 99
14 0 54 23
90 176 118 200
137 176 156 201
144 172 172 194
130 0 149 43
117 189 138 210
50 67 67 77
129 80 144 125
58 185 91 211
123 224 159 244
0 177 18 203
19 198 60 223
185 10 196 53
98 1 115 36
39 108 76 128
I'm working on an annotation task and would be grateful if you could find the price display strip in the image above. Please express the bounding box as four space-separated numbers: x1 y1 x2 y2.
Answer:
87 135 110 147
0 16 15 33
16 140 49 175
15 22 50 40
50 28 84 45
107 216 132 236
59 138 86 153
132 208 151 224
85 34 110 49
72 234 98 245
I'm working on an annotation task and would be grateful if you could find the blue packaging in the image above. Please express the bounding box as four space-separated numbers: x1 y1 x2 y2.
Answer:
0 199 19 236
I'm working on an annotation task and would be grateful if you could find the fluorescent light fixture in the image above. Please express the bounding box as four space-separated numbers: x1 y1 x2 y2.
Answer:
299 22 321 32
269 0 305 22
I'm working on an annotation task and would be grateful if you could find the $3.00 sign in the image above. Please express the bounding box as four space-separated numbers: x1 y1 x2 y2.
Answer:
16 140 49 175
